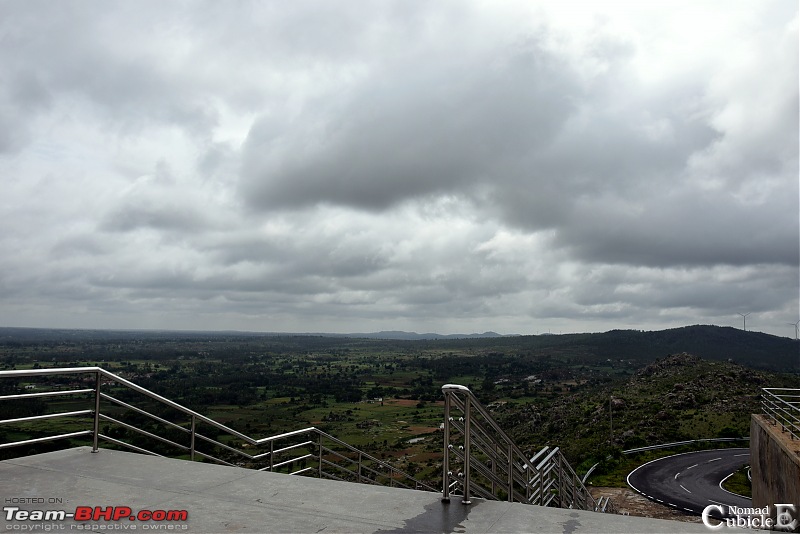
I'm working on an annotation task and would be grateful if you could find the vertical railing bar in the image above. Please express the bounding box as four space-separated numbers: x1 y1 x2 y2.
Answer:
190 415 196 461
317 432 323 478
442 390 451 502
572 463 577 508
508 443 514 502
92 371 101 453
462 392 471 505
270 440 275 471
491 441 497 497
559 453 565 508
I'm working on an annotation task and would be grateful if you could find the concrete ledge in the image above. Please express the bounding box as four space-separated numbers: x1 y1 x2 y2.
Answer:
0 447 712 533
750 414 800 529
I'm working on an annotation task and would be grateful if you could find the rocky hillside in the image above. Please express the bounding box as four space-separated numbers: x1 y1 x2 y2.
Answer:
491 353 796 469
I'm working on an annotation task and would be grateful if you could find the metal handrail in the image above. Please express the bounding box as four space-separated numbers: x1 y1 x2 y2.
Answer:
0 388 94 401
2 367 624 510
621 437 749 455
0 367 437 493
761 387 800 440
441 384 608 513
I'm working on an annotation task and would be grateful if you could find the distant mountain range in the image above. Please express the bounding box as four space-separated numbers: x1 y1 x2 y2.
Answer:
0 324 796 371
316 330 517 340
0 327 515 341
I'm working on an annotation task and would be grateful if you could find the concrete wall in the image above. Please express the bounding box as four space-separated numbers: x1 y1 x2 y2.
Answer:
750 414 800 531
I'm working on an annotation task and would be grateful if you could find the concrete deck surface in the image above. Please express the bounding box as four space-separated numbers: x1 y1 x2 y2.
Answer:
0 447 712 533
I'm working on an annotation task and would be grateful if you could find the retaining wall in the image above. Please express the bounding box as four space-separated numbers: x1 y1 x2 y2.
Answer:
750 414 800 531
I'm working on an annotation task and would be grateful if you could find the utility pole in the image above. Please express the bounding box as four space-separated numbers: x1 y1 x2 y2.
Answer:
738 312 751 331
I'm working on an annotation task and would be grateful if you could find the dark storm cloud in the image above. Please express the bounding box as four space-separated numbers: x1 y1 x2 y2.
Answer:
241 39 580 212
239 13 797 273
558 187 799 267
566 264 797 314
215 241 389 281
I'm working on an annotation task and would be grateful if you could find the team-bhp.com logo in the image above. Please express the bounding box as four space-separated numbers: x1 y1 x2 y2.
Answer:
4 506 188 530
702 504 797 531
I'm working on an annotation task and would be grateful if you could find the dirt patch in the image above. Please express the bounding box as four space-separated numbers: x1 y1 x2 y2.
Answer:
384 398 444 407
384 399 419 407
407 426 439 435
589 487 701 523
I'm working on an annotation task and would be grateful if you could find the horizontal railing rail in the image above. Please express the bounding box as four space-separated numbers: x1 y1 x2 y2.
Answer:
761 387 800 440
2 367 628 513
441 384 609 513
0 367 437 493
621 437 750 455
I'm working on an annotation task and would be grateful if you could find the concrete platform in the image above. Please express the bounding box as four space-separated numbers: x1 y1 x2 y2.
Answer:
0 447 711 533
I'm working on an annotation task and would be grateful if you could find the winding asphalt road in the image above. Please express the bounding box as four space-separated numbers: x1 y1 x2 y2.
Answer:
627 448 751 518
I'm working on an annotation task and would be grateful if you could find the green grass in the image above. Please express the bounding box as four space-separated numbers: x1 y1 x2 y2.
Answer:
721 464 752 498
3 334 794 491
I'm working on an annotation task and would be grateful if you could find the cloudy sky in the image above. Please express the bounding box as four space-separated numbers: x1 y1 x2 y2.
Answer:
1 1 797 337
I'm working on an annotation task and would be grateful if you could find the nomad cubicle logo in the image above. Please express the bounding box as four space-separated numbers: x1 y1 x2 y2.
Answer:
3 504 188 531
702 504 797 531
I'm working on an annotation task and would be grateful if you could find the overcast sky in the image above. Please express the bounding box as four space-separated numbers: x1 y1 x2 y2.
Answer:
1 1 797 337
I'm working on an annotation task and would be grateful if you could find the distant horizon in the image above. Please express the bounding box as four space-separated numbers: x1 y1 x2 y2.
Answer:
1 322 797 341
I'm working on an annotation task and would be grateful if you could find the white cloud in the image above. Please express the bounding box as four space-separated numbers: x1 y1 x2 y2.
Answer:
0 0 796 336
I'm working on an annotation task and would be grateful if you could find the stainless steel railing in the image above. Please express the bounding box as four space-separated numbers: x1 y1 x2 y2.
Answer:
1 367 620 512
761 387 800 440
441 384 611 512
0 367 437 492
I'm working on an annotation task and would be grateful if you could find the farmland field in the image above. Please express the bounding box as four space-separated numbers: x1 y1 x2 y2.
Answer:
0 327 796 486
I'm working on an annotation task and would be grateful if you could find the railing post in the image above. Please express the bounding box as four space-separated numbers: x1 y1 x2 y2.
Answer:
555 453 560 507
508 443 514 502
442 389 451 502
317 433 323 478
572 465 577 508
558 454 564 508
190 415 196 461
269 440 274 471
462 392 471 505
92 371 101 452
490 442 496 496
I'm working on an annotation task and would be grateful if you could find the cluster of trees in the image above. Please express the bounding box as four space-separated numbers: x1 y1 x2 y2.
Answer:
2 327 794 478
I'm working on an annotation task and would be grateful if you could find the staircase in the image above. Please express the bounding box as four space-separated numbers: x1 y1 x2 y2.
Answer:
442 384 613 512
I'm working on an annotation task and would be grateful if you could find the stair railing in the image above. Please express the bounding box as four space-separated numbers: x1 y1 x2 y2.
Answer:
0 367 437 492
442 384 604 512
1 368 616 512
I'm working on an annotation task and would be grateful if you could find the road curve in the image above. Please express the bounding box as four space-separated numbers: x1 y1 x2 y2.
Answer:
627 448 751 517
